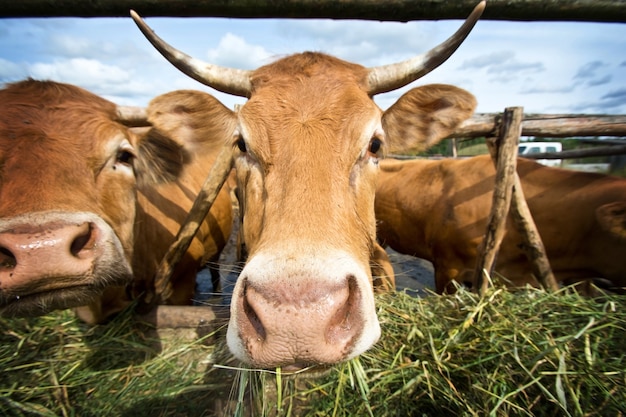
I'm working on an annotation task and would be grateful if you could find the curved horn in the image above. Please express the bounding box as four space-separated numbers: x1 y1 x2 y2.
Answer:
367 1 485 95
130 10 252 98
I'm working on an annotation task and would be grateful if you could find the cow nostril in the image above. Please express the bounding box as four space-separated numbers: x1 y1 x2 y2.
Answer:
326 275 360 344
0 246 16 269
70 223 97 258
242 279 267 342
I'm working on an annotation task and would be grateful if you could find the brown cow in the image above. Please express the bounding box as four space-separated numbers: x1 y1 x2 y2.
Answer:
0 80 233 324
132 2 484 368
375 155 626 294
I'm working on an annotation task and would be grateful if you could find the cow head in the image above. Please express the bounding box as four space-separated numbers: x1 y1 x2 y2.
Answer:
0 80 232 324
132 1 482 369
0 80 139 317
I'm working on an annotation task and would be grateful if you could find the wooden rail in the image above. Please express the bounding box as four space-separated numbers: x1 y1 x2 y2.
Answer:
119 109 626 139
453 113 626 139
3 0 626 22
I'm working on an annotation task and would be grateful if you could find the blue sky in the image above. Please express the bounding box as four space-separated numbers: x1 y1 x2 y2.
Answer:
1 14 625 115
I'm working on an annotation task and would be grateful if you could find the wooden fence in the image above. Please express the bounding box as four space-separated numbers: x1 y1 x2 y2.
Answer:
3 0 626 22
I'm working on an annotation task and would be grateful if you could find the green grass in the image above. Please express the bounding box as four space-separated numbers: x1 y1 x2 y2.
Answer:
1 286 625 416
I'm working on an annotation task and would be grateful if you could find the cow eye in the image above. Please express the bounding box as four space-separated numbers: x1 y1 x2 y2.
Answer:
368 137 383 155
236 137 247 153
116 149 135 166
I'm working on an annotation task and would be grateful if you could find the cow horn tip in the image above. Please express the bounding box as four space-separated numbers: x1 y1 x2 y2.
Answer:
475 1 486 15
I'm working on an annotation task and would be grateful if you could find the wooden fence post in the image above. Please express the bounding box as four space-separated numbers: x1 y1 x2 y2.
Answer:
138 143 234 311
475 106 559 294
473 107 522 295
508 175 560 292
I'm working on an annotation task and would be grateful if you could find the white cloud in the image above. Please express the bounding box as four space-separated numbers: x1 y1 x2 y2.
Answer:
587 74 612 87
206 33 274 69
570 88 626 113
274 19 440 66
519 84 576 95
485 57 544 75
0 58 25 82
460 51 515 70
48 34 92 57
600 89 626 107
574 60 606 79
29 58 130 87
456 50 544 92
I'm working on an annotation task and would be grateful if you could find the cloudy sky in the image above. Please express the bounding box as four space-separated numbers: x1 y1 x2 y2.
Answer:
1 12 625 116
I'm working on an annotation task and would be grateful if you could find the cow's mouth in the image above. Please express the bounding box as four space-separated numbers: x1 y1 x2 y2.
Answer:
0 284 103 317
279 363 334 378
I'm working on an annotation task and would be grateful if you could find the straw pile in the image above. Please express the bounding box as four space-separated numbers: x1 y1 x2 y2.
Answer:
1 286 624 416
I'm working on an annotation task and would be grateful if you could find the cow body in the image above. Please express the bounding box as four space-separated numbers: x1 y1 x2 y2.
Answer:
0 80 233 324
375 155 626 293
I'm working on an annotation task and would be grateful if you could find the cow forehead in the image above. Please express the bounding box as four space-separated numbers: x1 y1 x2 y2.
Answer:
245 52 377 124
239 66 382 164
0 119 129 174
0 81 129 157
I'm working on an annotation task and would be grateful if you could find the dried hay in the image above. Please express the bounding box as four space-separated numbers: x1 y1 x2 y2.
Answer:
1 286 624 416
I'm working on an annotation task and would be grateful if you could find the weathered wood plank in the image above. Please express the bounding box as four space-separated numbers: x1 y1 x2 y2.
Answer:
474 106 522 295
136 305 229 329
522 144 626 160
479 107 559 293
2 0 626 22
120 110 626 139
454 114 626 139
508 170 560 293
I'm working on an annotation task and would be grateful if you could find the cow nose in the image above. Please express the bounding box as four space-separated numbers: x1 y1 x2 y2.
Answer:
0 221 100 292
234 275 364 368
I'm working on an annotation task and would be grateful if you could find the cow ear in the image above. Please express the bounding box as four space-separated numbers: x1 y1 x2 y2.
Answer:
133 127 189 184
145 90 237 150
382 84 476 153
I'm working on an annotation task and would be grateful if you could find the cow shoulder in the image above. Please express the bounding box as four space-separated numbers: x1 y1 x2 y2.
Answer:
382 84 476 153
133 90 237 185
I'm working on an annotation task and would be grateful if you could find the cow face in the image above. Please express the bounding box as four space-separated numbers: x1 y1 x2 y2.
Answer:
0 80 138 317
230 71 476 369
132 2 483 369
0 81 232 323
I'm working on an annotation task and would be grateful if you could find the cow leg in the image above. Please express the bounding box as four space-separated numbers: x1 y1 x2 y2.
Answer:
435 266 474 294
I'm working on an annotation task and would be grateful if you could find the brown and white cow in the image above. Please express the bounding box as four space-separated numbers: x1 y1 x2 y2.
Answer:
375 155 626 294
0 79 233 324
132 3 484 368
